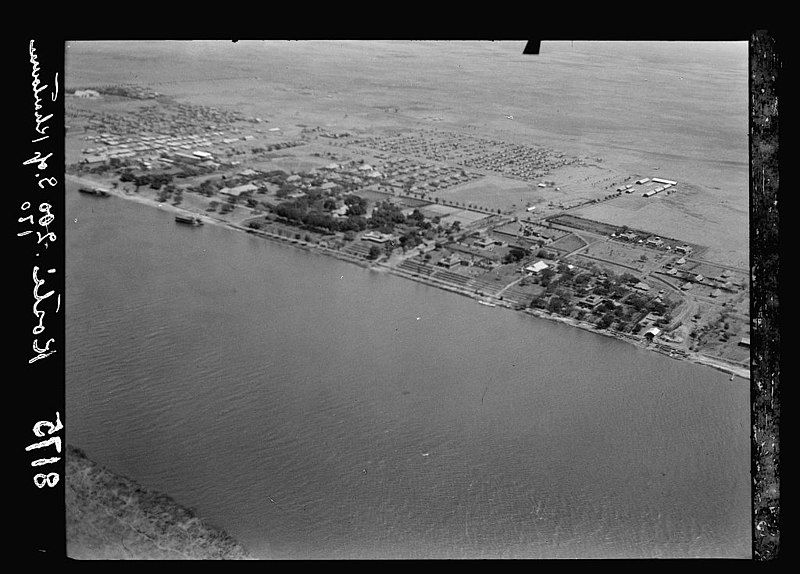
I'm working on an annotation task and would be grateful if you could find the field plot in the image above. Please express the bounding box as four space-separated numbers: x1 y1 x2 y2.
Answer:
547 214 620 236
268 154 327 174
436 175 544 213
571 183 747 268
418 203 461 219
548 233 589 254
439 209 492 228
579 239 674 274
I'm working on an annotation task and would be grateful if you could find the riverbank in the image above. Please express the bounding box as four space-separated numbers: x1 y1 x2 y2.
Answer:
66 445 252 559
69 178 749 381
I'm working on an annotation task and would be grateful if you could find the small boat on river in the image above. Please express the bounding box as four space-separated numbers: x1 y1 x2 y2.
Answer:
78 187 110 197
175 215 203 226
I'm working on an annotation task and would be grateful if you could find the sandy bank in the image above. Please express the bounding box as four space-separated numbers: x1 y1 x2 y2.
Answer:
66 445 252 560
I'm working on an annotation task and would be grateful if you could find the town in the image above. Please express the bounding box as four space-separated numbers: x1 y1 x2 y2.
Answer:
65 84 750 376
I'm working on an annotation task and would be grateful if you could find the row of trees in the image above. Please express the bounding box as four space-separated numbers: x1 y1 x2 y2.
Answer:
119 170 176 190
273 200 368 234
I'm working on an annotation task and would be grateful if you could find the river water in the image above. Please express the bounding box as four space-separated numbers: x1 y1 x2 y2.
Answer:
65 189 750 558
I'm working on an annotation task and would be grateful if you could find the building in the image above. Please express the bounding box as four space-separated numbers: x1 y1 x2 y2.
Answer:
644 327 661 341
331 205 350 218
675 245 693 254
172 152 202 164
362 231 393 244
221 183 258 197
525 261 549 274
636 178 650 184
646 236 664 247
192 150 214 160
437 253 462 269
633 282 651 292
643 190 656 197
739 337 751 348
577 294 602 309
74 89 100 98
651 177 678 186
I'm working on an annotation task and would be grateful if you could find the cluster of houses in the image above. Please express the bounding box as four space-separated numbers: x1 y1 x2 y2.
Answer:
611 230 694 255
70 100 274 171
347 130 575 182
662 264 740 295
457 142 574 181
216 161 385 204
377 158 481 194
71 99 245 143
612 177 679 197
78 131 257 169
492 221 566 247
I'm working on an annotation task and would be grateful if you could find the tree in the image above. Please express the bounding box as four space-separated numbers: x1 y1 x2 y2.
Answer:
539 267 555 286
547 295 568 314
503 246 528 264
530 294 546 309
597 313 615 330
367 245 382 260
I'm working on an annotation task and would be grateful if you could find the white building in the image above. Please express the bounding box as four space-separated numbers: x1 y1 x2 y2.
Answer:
525 261 549 274
362 231 394 243
221 183 259 197
644 327 661 340
74 89 100 98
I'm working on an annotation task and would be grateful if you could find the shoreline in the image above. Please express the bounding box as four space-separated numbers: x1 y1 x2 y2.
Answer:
72 179 750 381
66 444 252 560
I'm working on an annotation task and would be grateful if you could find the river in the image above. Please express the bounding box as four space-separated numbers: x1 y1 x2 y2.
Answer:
65 188 751 559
